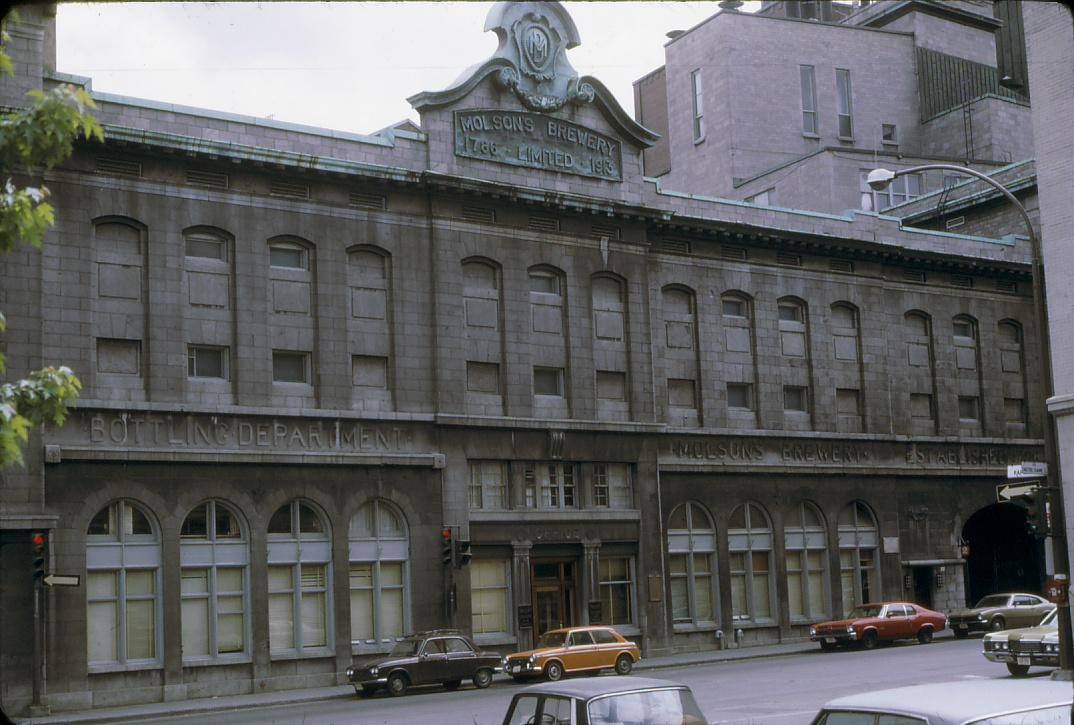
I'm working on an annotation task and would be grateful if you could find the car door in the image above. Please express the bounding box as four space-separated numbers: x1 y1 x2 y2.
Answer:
415 638 450 684
442 636 476 680
590 628 621 669
1012 595 1051 627
879 605 903 640
567 629 596 671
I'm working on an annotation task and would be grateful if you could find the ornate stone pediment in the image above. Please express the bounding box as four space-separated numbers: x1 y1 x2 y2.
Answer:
408 1 657 149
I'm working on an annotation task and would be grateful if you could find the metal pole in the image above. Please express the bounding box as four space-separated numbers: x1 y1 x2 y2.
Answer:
32 579 43 708
883 163 1072 673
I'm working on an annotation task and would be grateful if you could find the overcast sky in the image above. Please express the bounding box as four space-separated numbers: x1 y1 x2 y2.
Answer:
55 2 759 135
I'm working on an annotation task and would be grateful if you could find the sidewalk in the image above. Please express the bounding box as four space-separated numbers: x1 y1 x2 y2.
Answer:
15 631 953 724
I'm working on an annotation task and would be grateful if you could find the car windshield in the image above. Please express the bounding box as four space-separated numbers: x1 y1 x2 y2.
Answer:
975 595 1011 608
588 688 707 725
388 639 421 657
536 631 568 648
847 605 883 618
1040 609 1058 626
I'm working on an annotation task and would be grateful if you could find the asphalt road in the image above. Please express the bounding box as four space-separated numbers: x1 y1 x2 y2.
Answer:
123 638 1039 725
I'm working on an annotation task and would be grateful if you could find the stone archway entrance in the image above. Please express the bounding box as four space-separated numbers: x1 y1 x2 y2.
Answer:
961 502 1042 605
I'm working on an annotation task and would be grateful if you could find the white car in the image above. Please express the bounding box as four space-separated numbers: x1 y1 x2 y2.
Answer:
982 607 1060 676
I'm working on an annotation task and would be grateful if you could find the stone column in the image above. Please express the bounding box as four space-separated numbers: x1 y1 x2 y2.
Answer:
582 539 601 624
512 540 533 650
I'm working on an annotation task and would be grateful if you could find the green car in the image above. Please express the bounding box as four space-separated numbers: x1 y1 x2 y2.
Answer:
982 608 1059 676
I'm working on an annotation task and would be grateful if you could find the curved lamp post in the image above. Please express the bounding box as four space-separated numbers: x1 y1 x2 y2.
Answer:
869 164 1072 675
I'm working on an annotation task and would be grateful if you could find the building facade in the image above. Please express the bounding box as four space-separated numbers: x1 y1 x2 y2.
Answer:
634 0 1033 215
0 2 1048 716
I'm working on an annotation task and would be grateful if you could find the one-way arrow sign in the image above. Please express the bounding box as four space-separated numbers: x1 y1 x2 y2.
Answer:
997 482 1040 502
43 574 80 587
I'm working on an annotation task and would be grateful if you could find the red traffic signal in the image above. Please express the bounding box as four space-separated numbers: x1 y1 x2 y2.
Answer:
31 531 48 581
441 528 454 566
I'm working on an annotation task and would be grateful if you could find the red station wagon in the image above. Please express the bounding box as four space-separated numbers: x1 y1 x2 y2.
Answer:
811 601 947 650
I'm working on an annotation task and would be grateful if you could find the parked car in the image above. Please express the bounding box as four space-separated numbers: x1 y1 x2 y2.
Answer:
948 592 1054 637
982 607 1060 676
502 676 706 725
810 601 947 650
810 678 1071 724
345 630 502 697
504 625 641 682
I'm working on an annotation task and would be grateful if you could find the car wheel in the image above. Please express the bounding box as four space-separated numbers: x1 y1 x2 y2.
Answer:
614 654 633 675
1007 662 1031 677
386 672 408 697
545 661 564 682
991 617 1006 632
443 680 462 691
953 628 969 639
862 631 879 650
472 668 493 689
819 641 838 652
917 627 933 644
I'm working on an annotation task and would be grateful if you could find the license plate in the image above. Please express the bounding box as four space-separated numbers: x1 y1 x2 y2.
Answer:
824 637 836 644
1017 656 1031 666
957 624 968 630
511 664 521 672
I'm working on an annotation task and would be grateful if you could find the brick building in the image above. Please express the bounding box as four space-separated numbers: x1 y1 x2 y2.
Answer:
0 1 1049 715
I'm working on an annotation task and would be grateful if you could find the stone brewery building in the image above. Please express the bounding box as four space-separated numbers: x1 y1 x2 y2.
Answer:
0 1 1048 715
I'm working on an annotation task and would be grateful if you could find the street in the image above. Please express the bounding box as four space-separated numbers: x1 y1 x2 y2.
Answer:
119 638 1030 725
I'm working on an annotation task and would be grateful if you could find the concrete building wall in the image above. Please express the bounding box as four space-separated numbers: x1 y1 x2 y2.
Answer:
920 96 1034 162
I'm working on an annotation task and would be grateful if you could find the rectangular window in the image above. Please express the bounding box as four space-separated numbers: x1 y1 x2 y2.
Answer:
727 383 753 410
835 68 853 138
881 123 897 144
784 386 808 412
599 558 634 626
1005 398 1026 424
87 571 119 663
466 361 500 394
269 245 307 270
533 366 563 396
690 69 705 141
186 234 228 261
596 370 627 401
525 463 576 510
958 396 980 421
187 345 228 379
469 461 507 510
352 355 388 388
97 338 141 375
471 560 509 635
668 378 696 407
836 388 860 415
591 463 631 509
272 350 309 383
799 65 817 134
910 393 933 419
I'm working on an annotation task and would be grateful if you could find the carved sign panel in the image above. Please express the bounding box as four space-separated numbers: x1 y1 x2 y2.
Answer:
454 110 622 182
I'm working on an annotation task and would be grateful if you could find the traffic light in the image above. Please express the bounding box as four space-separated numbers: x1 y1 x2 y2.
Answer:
457 540 472 568
441 528 455 567
31 531 48 582
1024 493 1040 536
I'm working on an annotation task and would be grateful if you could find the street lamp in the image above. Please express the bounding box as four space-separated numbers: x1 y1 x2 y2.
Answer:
869 164 1072 676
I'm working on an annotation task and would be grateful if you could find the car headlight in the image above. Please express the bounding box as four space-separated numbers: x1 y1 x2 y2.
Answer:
370 666 378 676
529 654 537 664
847 626 856 635
346 667 354 677
809 626 817 636
1048 644 1059 653
978 613 986 621
997 642 1008 651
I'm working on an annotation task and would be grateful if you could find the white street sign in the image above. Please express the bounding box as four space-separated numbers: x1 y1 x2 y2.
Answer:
43 574 80 587
997 482 1040 502
1008 462 1047 479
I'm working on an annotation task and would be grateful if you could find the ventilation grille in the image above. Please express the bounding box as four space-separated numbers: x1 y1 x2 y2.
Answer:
996 280 1018 294
776 251 802 267
721 245 747 261
950 274 973 289
96 157 142 177
269 181 310 200
591 223 621 240
829 259 854 273
903 269 927 284
349 191 386 210
461 205 496 223
185 169 228 189
945 215 966 230
527 214 560 232
655 238 691 254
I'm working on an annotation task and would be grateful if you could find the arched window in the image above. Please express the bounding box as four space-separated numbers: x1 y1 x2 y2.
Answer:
952 314 979 371
349 247 390 321
785 502 828 620
592 276 625 342
529 266 564 334
662 287 694 349
830 302 859 362
667 502 717 625
180 501 249 661
838 501 879 616
728 503 773 622
463 259 500 329
267 500 331 654
86 500 161 668
778 297 807 357
998 320 1027 428
269 240 309 270
349 500 409 649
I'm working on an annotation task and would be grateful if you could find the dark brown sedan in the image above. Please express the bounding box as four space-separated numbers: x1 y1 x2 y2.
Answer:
346 630 502 697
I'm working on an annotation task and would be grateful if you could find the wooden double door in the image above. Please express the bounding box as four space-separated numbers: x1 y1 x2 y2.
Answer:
532 560 575 636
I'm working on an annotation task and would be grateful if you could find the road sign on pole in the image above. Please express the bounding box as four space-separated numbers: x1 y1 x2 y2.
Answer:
42 574 80 587
1008 462 1048 479
997 481 1041 502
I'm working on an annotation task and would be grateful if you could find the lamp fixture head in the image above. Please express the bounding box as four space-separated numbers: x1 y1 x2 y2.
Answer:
866 168 896 191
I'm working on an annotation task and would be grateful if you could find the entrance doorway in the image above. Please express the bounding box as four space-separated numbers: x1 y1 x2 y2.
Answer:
912 566 934 609
532 561 575 635
962 502 1042 605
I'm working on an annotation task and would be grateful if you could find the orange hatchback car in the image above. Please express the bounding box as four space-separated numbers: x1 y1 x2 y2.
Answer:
505 626 641 682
